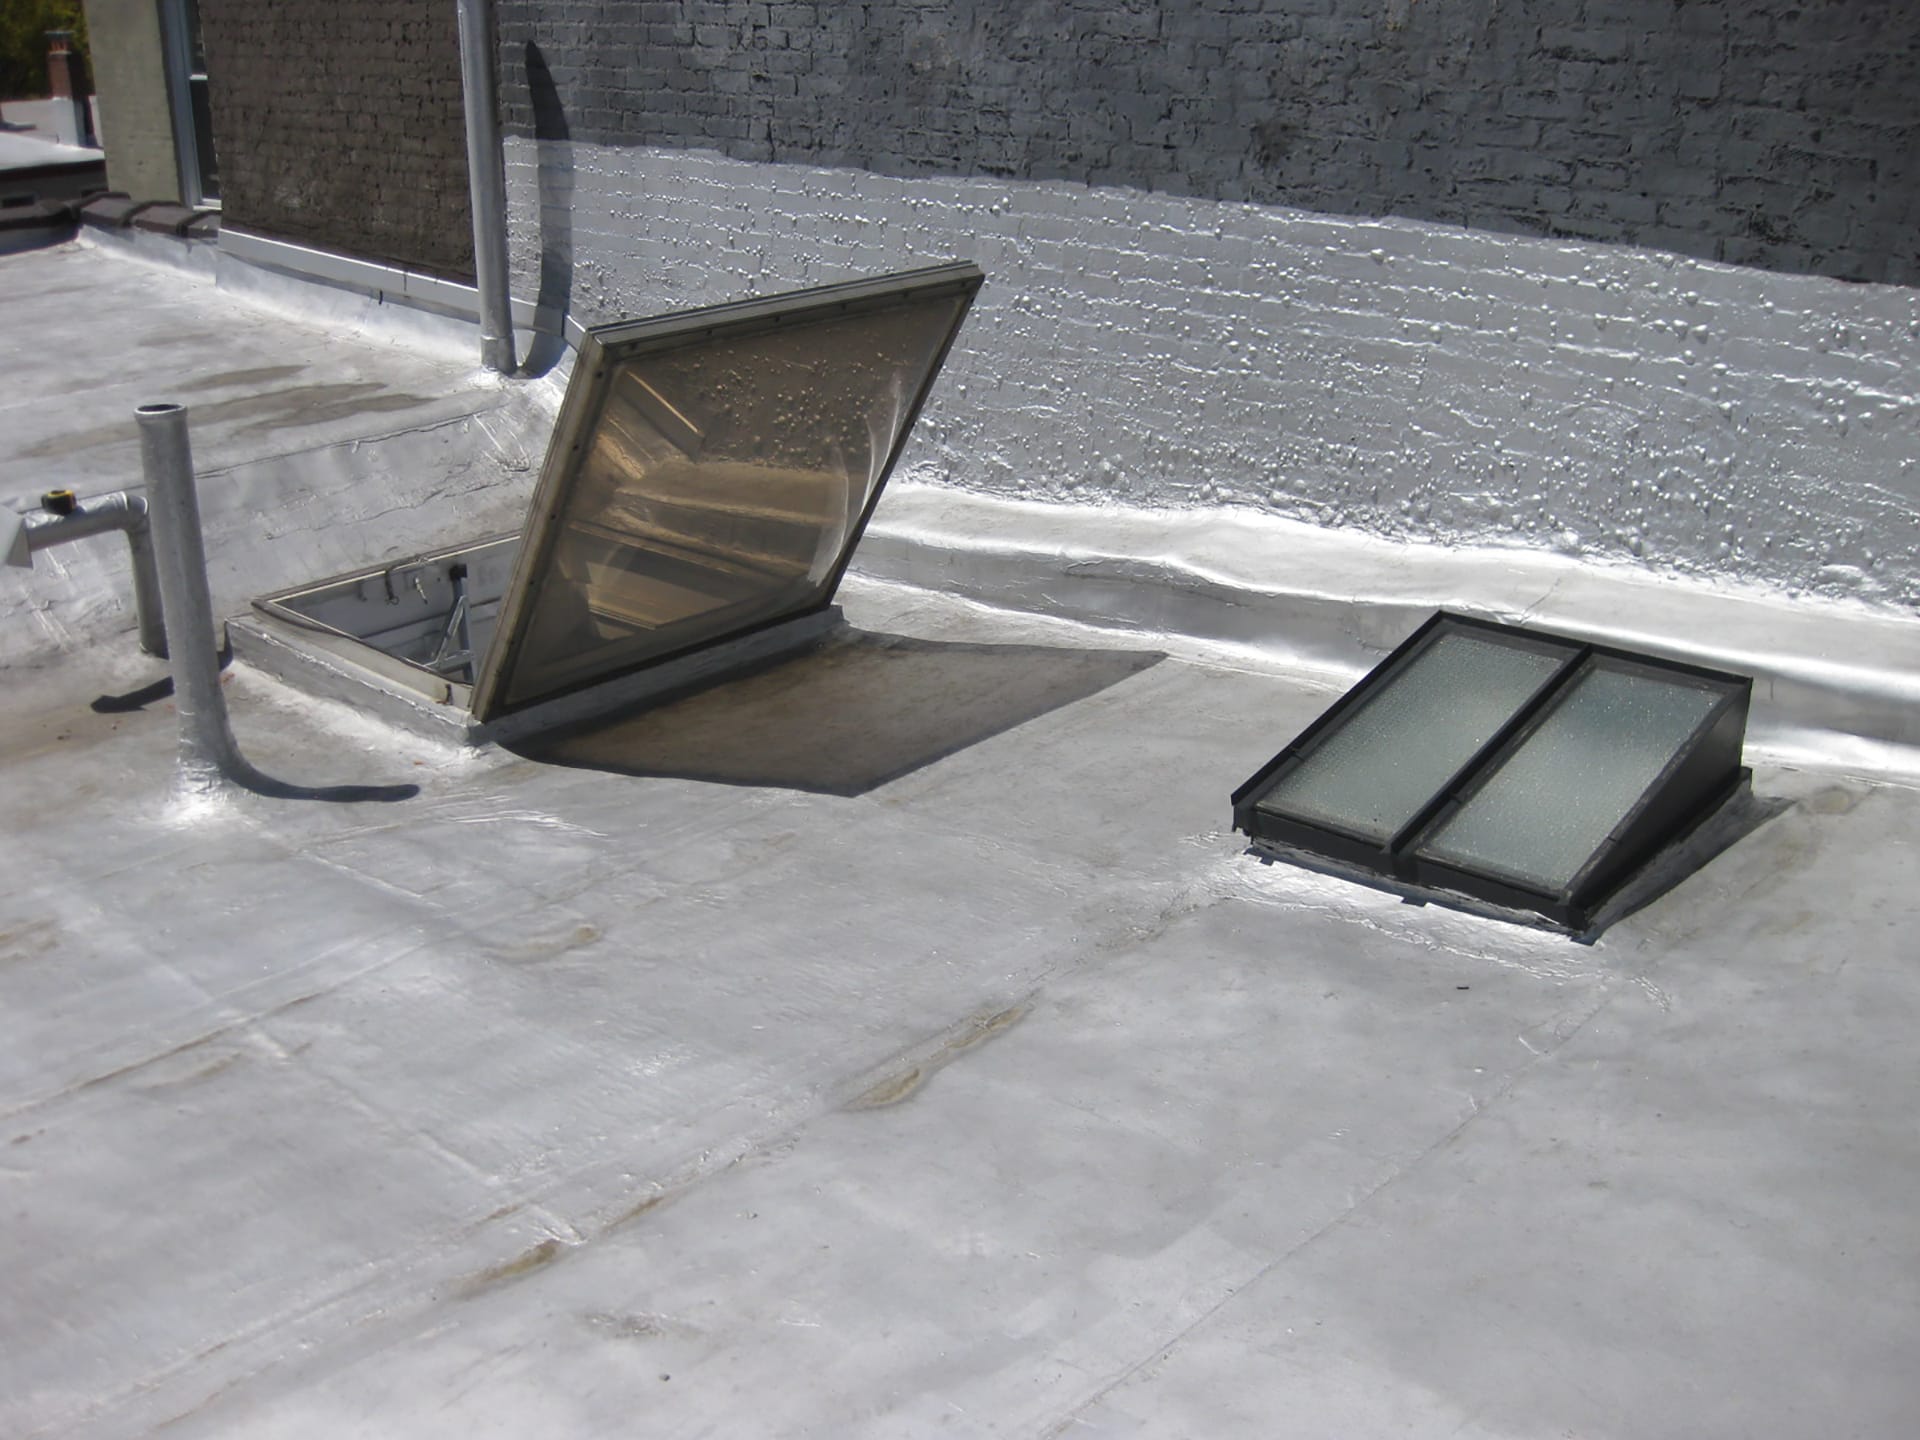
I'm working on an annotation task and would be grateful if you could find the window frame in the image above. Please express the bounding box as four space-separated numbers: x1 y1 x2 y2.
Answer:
158 0 218 207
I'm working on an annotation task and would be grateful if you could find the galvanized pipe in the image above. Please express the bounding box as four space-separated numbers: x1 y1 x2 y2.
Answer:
136 403 244 789
456 0 516 374
22 492 168 657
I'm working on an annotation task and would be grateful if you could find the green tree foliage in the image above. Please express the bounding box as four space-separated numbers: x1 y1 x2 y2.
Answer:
0 1 90 103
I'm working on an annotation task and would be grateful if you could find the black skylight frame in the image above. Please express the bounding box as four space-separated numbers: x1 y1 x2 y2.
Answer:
468 262 985 722
1231 612 1753 932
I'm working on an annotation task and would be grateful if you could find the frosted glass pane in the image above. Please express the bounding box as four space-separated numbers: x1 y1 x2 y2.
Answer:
1420 664 1722 892
1255 632 1564 843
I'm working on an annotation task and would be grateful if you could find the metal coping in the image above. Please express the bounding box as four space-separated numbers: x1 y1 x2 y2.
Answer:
468 262 985 722
1231 611 1753 932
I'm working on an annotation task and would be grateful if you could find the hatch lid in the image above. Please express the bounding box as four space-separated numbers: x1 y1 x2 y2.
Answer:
470 263 984 721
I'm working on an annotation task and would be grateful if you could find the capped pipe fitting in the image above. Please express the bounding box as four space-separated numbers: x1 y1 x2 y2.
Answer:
13 488 167 656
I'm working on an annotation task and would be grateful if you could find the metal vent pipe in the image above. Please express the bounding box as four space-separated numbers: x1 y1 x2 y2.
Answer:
136 402 244 789
457 0 516 374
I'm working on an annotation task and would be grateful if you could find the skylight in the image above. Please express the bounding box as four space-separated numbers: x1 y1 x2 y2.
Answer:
1232 613 1752 932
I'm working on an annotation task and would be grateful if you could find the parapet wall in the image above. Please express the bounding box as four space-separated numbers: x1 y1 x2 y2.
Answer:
505 141 1920 608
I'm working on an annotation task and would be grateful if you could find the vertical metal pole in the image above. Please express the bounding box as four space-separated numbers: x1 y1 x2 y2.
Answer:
136 403 244 789
457 0 516 374
124 511 169 658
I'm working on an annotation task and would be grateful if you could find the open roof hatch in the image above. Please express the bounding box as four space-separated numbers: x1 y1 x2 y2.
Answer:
1232 612 1753 935
237 263 985 743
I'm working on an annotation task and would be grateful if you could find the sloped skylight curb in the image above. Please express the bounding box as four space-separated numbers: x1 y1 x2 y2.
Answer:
1233 612 1754 934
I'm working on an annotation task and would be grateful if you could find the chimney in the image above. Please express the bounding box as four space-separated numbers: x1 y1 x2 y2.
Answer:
45 30 76 98
43 30 93 147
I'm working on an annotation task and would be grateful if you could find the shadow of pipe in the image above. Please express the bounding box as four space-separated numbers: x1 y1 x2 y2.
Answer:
219 762 421 804
91 636 234 713
518 40 574 380
93 645 419 803
90 673 175 714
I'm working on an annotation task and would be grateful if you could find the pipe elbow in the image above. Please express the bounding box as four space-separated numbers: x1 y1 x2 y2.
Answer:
22 489 149 552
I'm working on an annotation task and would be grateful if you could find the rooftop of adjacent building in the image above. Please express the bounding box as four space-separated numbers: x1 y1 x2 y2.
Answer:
2 234 1916 1439
0 124 103 182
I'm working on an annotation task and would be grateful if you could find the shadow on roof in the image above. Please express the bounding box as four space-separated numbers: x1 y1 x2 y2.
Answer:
506 628 1165 796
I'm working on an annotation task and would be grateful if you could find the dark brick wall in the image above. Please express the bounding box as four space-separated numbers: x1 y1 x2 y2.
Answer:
199 0 474 281
495 0 1920 286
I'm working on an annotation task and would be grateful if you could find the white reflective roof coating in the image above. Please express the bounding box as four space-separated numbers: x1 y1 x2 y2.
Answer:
471 264 983 720
1256 629 1563 843
1418 661 1725 892
2 239 1911 1440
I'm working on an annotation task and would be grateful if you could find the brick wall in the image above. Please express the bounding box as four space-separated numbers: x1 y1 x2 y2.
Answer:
199 0 474 280
495 0 1919 287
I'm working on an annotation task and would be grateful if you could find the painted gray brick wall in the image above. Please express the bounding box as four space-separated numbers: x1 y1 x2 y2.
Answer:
504 142 1920 606
494 0 1918 287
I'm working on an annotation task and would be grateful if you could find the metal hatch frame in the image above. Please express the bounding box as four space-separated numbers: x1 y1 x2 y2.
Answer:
251 531 523 707
1232 611 1753 932
469 262 986 722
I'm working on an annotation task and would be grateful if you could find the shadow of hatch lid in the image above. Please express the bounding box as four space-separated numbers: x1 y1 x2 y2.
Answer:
467 262 986 722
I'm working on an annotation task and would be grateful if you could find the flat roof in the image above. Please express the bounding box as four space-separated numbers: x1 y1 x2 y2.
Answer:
0 129 102 172
4 238 1918 1438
